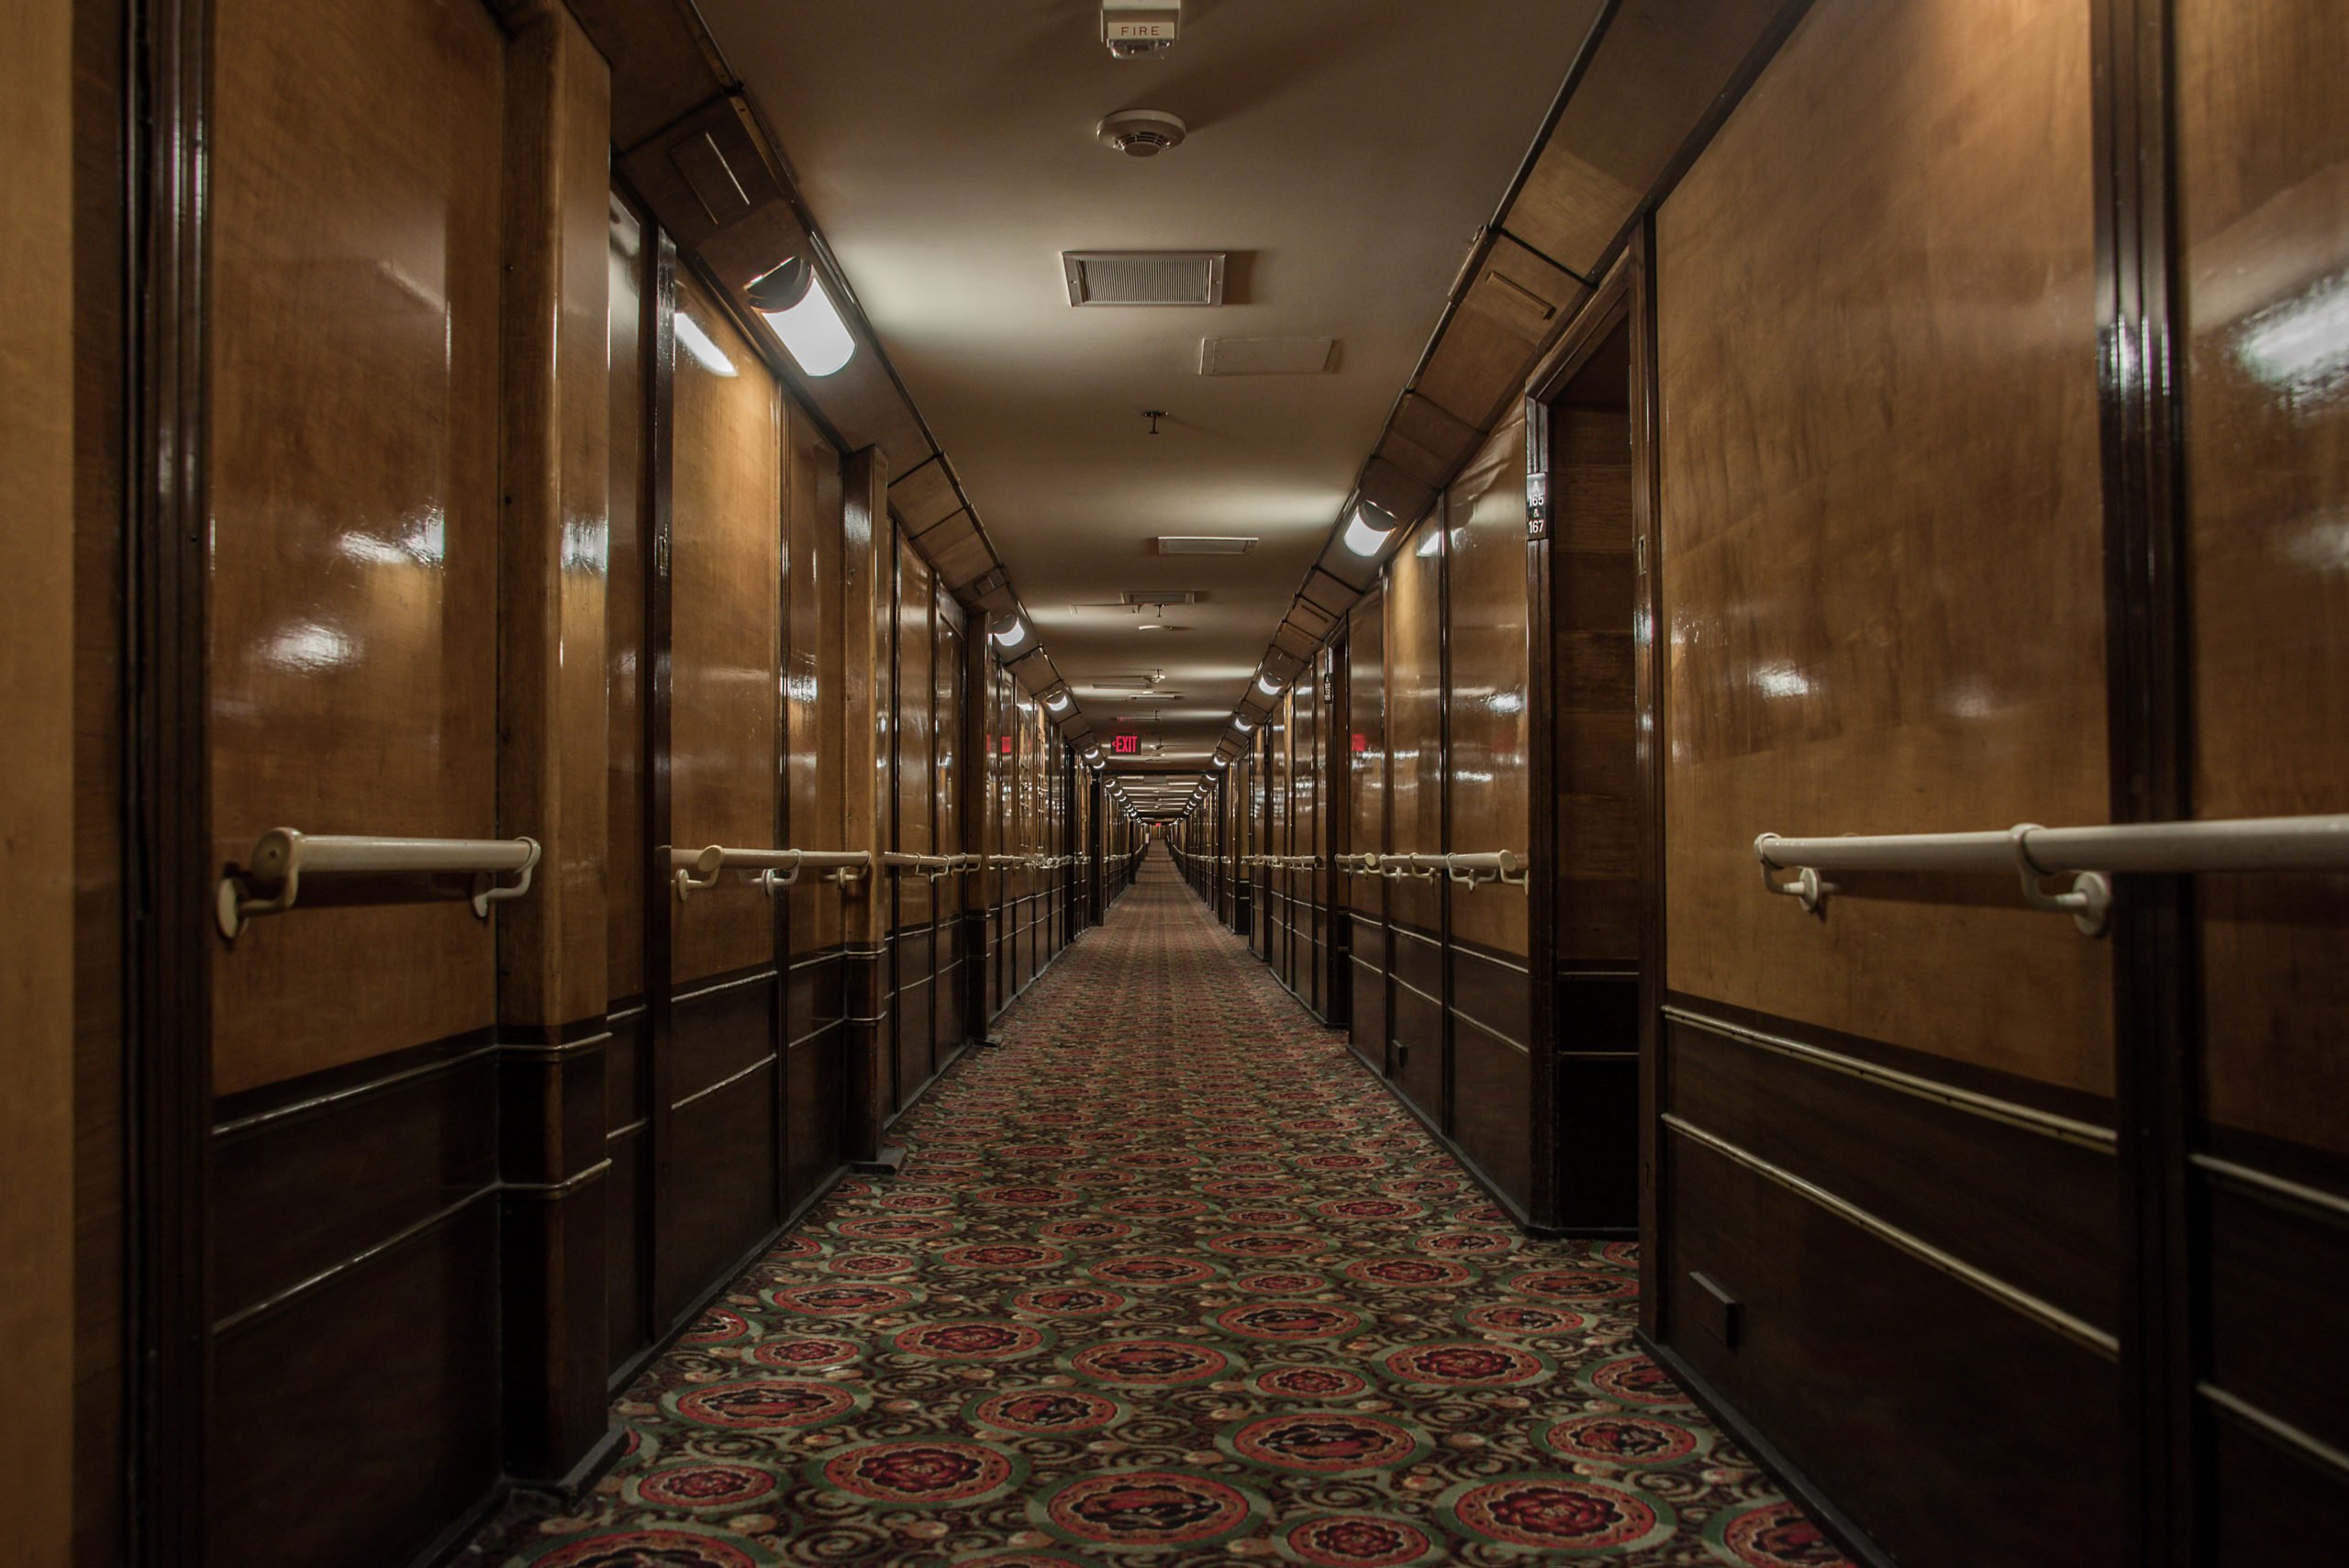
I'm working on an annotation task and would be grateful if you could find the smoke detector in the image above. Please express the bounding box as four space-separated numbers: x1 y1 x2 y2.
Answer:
1097 109 1187 158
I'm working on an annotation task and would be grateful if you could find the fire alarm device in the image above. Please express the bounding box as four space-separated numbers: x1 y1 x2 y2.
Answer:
1102 0 1179 59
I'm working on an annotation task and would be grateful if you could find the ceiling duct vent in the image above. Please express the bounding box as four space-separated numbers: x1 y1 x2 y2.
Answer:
1154 535 1256 556
1064 250 1225 306
1122 589 1198 606
1201 337 1340 375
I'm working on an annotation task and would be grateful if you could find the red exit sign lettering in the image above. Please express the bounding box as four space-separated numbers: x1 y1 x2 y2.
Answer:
1111 734 1141 755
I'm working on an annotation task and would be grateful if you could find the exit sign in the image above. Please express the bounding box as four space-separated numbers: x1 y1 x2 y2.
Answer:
1111 734 1141 755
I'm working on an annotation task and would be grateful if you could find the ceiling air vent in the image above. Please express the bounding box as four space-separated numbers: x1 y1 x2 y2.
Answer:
1064 251 1226 307
1154 535 1256 556
1122 589 1198 606
1200 337 1339 375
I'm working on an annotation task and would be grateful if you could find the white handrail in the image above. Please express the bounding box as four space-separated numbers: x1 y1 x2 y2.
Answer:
1333 852 1380 874
883 851 956 879
1446 851 1528 891
1754 813 2349 937
217 828 540 939
1369 851 1527 891
673 845 873 898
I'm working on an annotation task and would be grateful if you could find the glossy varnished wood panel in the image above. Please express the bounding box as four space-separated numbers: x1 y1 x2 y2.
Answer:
607 194 648 1000
895 540 934 934
207 0 507 1091
1386 524 1444 943
668 274 782 984
2 0 76 1551
785 402 845 957
1445 409 1531 959
1656 0 2111 1092
2176 0 2349 1155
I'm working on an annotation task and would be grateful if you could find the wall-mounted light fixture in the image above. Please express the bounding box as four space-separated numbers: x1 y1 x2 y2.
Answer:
1341 503 1397 558
1234 715 1253 732
1046 690 1072 713
1255 673 1283 697
747 256 856 378
990 615 1030 651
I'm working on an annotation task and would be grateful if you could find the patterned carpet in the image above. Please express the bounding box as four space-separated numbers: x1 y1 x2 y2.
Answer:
462 849 1850 1567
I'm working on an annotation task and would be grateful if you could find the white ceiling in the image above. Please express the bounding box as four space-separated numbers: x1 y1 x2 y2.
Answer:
696 0 1595 767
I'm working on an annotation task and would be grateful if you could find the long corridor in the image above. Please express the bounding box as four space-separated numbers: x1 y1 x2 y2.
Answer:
460 850 1844 1567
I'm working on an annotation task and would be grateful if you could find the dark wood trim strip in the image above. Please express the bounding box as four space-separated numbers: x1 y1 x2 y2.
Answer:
1664 1006 2115 1151
210 1185 496 1338
211 1040 501 1136
2090 0 2199 1559
641 220 678 1332
129 0 214 1551
2199 1384 2349 1485
669 1054 775 1113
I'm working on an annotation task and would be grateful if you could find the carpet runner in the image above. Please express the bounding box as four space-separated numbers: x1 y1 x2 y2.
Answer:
460 847 1849 1566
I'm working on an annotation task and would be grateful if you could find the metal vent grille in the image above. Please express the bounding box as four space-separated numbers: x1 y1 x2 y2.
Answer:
1064 251 1226 306
1154 535 1256 556
1122 589 1198 606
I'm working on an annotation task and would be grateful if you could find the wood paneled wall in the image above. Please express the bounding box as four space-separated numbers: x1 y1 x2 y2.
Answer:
1648 2 2120 1563
1443 411 1535 1208
202 0 524 1555
1348 595 1390 1074
1657 0 2110 1093
2176 0 2349 1548
2 0 76 1559
1384 522 1447 1127
207 0 507 1095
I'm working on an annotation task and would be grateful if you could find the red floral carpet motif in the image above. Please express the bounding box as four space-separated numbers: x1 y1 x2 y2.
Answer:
462 851 1851 1566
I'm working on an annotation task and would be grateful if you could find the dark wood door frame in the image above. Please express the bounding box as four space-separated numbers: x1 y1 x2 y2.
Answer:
1524 258 1639 1234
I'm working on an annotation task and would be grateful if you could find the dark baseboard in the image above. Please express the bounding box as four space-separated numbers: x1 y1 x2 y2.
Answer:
1638 1334 1896 1568
507 1420 628 1501
1335 1036 1572 1242
605 1163 850 1397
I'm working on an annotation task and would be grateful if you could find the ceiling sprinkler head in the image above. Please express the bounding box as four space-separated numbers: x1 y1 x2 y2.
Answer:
1097 108 1188 158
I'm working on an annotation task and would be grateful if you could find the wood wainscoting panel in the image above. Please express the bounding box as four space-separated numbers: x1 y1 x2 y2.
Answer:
1662 1129 2123 1568
207 0 507 1093
1655 0 2110 1095
668 272 782 985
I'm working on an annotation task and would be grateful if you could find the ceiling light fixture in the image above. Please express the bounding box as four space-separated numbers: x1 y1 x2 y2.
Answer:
1341 505 1396 558
1046 691 1071 713
991 616 1030 651
746 257 855 378
1234 716 1253 732
1255 673 1282 697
